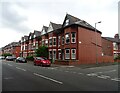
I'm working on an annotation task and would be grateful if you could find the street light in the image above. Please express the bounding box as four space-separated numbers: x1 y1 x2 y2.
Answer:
95 21 101 64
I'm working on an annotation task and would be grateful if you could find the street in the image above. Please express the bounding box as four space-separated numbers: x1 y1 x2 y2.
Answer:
2 60 119 91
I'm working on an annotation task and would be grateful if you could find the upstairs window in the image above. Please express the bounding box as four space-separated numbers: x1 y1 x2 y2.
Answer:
53 38 56 46
71 33 76 43
58 36 61 46
65 33 70 44
49 38 52 46
65 19 69 26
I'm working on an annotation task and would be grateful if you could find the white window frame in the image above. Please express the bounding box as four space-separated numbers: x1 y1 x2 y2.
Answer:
71 33 76 43
65 33 70 44
49 50 52 59
53 37 56 46
53 49 56 60
65 49 70 59
49 38 52 47
71 49 76 59
65 19 69 26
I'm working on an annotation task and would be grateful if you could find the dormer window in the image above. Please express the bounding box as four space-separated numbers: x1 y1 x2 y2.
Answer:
30 36 31 39
65 19 69 26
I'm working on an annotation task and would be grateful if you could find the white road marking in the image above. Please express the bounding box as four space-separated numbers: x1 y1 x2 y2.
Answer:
4 77 13 80
65 71 69 72
72 72 77 74
87 73 97 76
16 67 26 71
33 73 63 84
7 64 13 66
97 75 110 79
60 66 75 68
111 78 120 82
78 73 83 75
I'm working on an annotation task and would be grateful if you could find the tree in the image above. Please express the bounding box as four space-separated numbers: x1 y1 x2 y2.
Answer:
35 46 48 58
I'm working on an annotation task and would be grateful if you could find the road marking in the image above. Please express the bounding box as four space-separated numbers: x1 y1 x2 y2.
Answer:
7 64 13 66
101 69 116 73
72 72 77 74
16 67 26 71
47 68 56 70
65 71 69 72
111 78 120 82
33 73 63 84
4 77 13 80
78 73 83 75
97 75 110 79
87 73 97 76
60 66 75 68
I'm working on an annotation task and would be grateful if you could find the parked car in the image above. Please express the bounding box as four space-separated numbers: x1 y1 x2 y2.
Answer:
34 57 51 66
0 56 5 60
16 57 27 63
6 56 16 61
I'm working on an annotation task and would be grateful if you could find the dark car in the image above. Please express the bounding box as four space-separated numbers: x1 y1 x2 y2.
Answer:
6 56 16 61
16 57 27 63
34 57 51 66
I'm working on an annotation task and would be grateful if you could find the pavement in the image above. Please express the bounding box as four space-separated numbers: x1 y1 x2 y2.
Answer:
27 60 119 69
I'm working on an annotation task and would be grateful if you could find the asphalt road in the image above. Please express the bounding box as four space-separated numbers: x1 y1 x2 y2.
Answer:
2 60 119 92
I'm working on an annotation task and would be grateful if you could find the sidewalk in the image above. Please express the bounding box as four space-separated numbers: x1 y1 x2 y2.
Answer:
27 61 119 68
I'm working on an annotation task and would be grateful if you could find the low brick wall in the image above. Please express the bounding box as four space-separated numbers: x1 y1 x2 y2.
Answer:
54 56 114 65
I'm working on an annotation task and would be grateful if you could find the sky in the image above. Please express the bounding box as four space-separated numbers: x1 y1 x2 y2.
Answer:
0 0 119 48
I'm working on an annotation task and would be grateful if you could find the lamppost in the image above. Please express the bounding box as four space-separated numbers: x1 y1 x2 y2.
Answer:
95 21 101 64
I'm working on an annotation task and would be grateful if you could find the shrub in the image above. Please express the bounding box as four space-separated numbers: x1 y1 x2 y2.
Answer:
26 56 34 61
2 53 12 58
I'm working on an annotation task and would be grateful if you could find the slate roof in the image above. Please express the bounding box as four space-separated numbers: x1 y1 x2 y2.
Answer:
50 22 62 30
24 35 29 41
43 26 48 32
34 30 41 37
102 37 120 43
63 14 101 34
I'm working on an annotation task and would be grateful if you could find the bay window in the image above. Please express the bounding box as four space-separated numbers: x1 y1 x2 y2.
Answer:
65 33 70 44
71 33 76 43
71 49 76 59
65 49 70 59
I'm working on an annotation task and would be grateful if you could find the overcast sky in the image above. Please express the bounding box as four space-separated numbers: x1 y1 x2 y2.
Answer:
0 0 119 48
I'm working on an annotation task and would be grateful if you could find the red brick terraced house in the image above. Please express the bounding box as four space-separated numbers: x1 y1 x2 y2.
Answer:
20 14 114 65
20 35 29 57
102 34 120 59
2 42 21 57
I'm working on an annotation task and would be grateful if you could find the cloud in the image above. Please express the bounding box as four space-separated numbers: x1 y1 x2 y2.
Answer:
1 2 31 33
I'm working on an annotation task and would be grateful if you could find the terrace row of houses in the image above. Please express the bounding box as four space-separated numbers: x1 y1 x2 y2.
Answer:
1 14 120 65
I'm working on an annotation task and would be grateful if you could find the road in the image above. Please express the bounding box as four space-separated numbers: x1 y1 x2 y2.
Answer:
2 60 119 92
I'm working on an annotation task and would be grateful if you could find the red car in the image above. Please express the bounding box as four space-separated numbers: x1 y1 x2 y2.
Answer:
34 57 51 66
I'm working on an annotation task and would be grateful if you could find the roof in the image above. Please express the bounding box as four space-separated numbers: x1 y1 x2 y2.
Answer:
34 30 41 37
102 37 120 43
50 22 62 30
43 26 48 32
63 14 102 34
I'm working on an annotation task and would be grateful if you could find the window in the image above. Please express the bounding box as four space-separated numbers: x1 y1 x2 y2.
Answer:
58 50 61 59
36 43 38 49
65 49 70 59
49 51 52 59
42 40 44 46
53 38 56 46
62 36 64 45
71 49 76 59
53 50 56 60
65 33 70 44
45 39 48 46
65 19 69 26
71 33 76 43
49 38 52 46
